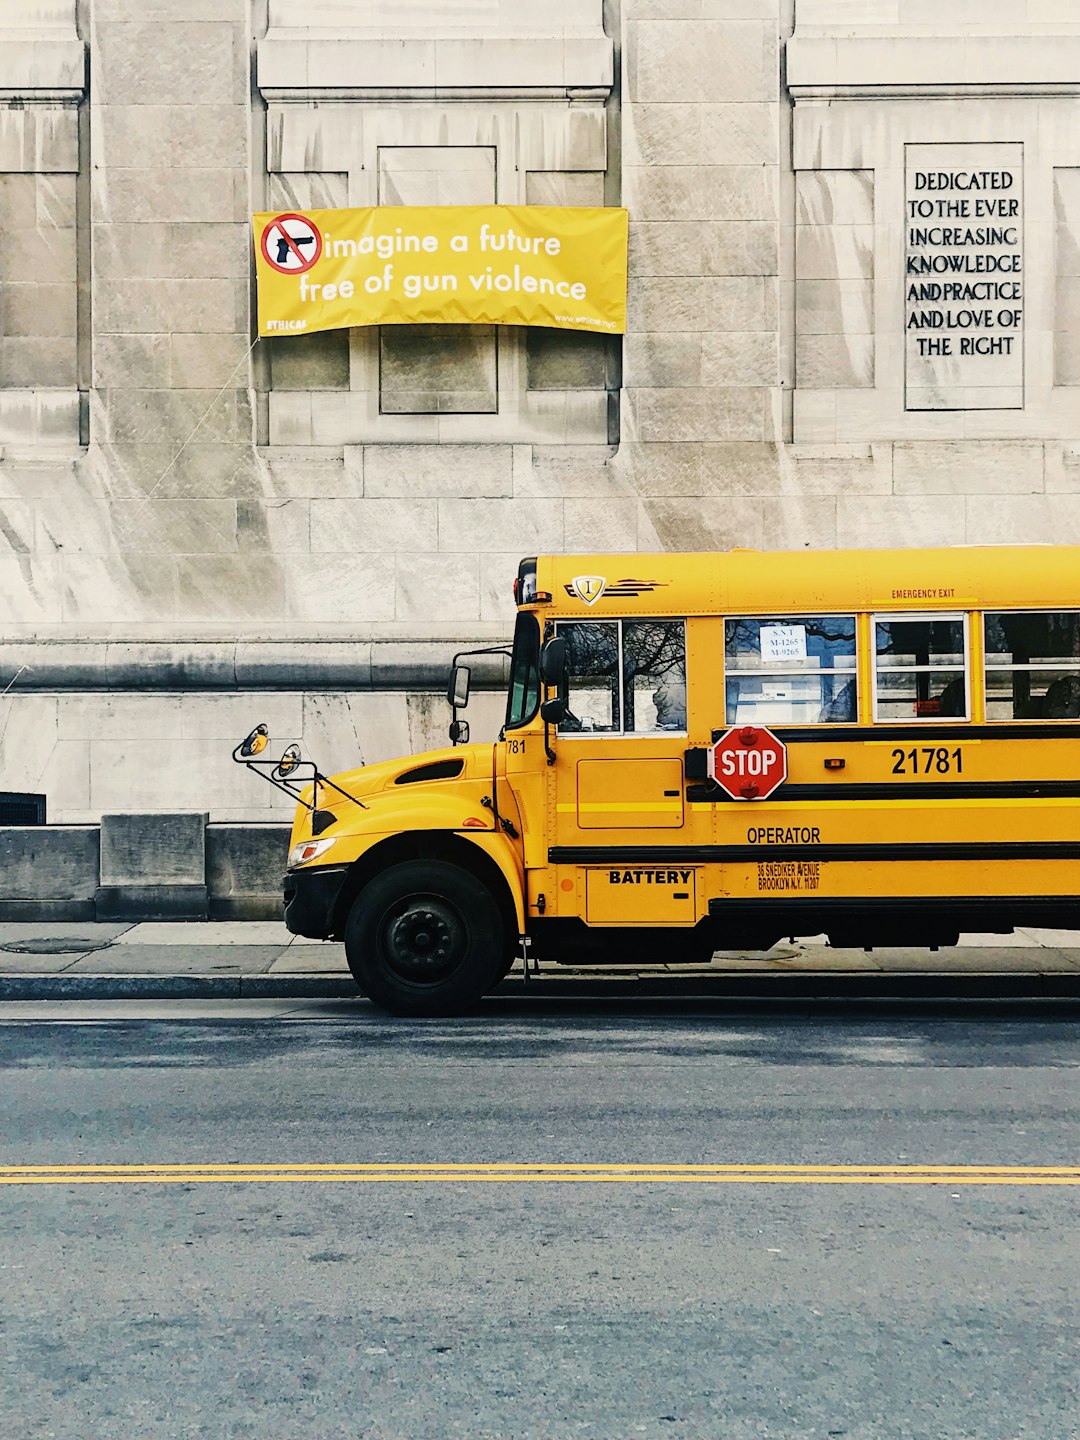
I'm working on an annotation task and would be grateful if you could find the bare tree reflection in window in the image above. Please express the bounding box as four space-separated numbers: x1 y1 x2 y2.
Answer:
561 623 620 732
623 621 686 731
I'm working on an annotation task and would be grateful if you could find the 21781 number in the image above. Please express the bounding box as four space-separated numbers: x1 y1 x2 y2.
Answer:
891 746 963 775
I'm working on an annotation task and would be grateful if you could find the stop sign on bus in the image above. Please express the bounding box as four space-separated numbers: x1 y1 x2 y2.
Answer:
707 725 787 800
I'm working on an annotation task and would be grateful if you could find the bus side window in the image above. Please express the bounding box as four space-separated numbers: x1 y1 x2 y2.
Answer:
724 615 857 725
558 621 620 732
984 611 1080 720
623 621 686 733
873 615 969 722
555 619 687 734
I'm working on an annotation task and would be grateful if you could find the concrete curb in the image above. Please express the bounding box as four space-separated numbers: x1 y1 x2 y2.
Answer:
3 971 1080 1002
0 974 360 1001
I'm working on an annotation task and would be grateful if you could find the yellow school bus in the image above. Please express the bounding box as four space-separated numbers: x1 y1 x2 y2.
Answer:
235 545 1080 1015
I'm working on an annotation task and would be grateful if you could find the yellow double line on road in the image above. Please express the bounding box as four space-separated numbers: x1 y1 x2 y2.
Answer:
2 1164 1080 1187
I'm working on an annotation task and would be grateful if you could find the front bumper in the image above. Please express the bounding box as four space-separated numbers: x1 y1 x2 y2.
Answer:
283 863 351 939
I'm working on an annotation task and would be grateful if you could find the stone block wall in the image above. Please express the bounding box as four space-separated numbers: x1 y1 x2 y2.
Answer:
1 0 1080 825
0 818 291 921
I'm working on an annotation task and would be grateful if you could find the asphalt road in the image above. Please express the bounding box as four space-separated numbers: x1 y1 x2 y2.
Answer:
2 996 1079 1440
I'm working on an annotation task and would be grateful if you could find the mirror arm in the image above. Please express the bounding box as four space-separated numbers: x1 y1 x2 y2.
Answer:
234 757 368 811
314 771 368 810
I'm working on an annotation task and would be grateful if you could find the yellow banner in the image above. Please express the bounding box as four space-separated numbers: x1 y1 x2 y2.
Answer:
252 205 628 338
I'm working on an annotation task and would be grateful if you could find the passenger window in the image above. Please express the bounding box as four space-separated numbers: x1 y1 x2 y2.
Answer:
560 621 620 732
873 615 968 721
984 611 1080 720
623 621 686 732
557 619 687 734
724 615 857 725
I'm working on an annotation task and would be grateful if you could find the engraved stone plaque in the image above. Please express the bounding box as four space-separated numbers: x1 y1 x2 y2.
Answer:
905 142 1023 411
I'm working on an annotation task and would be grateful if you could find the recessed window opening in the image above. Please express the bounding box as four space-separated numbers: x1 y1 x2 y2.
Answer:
725 615 857 725
555 620 687 735
873 614 969 722
984 611 1080 720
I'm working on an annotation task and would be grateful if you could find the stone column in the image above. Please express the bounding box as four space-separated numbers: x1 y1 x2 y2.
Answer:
87 0 266 628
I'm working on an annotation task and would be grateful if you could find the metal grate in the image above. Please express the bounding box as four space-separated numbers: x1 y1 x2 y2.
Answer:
0 792 46 825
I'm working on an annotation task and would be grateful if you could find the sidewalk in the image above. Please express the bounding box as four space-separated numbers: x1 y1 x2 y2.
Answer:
2 921 1080 1001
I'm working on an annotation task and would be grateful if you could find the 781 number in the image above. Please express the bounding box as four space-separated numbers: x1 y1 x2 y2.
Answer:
891 746 963 775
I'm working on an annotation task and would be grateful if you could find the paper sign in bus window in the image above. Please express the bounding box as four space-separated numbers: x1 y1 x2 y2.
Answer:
760 625 808 665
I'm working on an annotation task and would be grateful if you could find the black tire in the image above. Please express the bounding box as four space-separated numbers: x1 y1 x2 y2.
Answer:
344 859 511 1017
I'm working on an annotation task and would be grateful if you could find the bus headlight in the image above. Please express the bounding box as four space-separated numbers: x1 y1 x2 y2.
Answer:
288 837 338 868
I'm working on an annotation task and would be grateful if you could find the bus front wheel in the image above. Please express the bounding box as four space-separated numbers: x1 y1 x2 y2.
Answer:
344 859 510 1017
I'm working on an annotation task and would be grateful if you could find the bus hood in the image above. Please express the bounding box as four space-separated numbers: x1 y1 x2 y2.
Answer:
300 743 492 810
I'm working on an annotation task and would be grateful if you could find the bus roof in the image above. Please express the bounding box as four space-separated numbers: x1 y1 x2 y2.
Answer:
534 545 1080 617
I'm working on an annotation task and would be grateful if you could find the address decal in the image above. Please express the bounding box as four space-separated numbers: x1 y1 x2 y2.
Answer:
757 861 821 893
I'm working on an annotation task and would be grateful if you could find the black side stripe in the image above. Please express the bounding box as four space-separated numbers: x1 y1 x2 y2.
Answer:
728 724 1080 743
687 781 1080 804
549 843 1080 866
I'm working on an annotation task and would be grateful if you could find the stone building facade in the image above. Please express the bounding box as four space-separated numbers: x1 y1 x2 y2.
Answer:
2 0 1080 827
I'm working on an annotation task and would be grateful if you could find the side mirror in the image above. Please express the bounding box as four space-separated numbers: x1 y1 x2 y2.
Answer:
539 636 567 687
449 718 470 746
540 697 568 725
237 724 269 758
447 664 471 710
273 743 302 780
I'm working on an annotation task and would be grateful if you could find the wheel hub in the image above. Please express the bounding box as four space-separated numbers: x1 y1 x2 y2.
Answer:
383 899 465 983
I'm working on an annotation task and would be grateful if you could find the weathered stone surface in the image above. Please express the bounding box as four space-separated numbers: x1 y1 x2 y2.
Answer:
284 554 397 623
836 497 966 549
525 172 605 207
177 556 288 622
894 444 1044 496
365 445 513 499
310 499 438 553
437 499 564 554
563 498 640 553
94 279 246 336
514 447 627 499
100 811 206 887
701 331 778 386
701 222 778 277
0 828 98 908
236 499 311 554
95 105 248 170
624 105 702 167
628 222 704 278
396 553 481 623
628 164 778 222
796 333 874 390
624 333 703 389
526 330 609 392
94 23 239 107
628 277 709 333
625 387 709 443
964 496 1080 545
58 695 184 742
93 223 249 282
704 388 768 441
629 21 775 103
641 495 765 550
206 824 292 921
